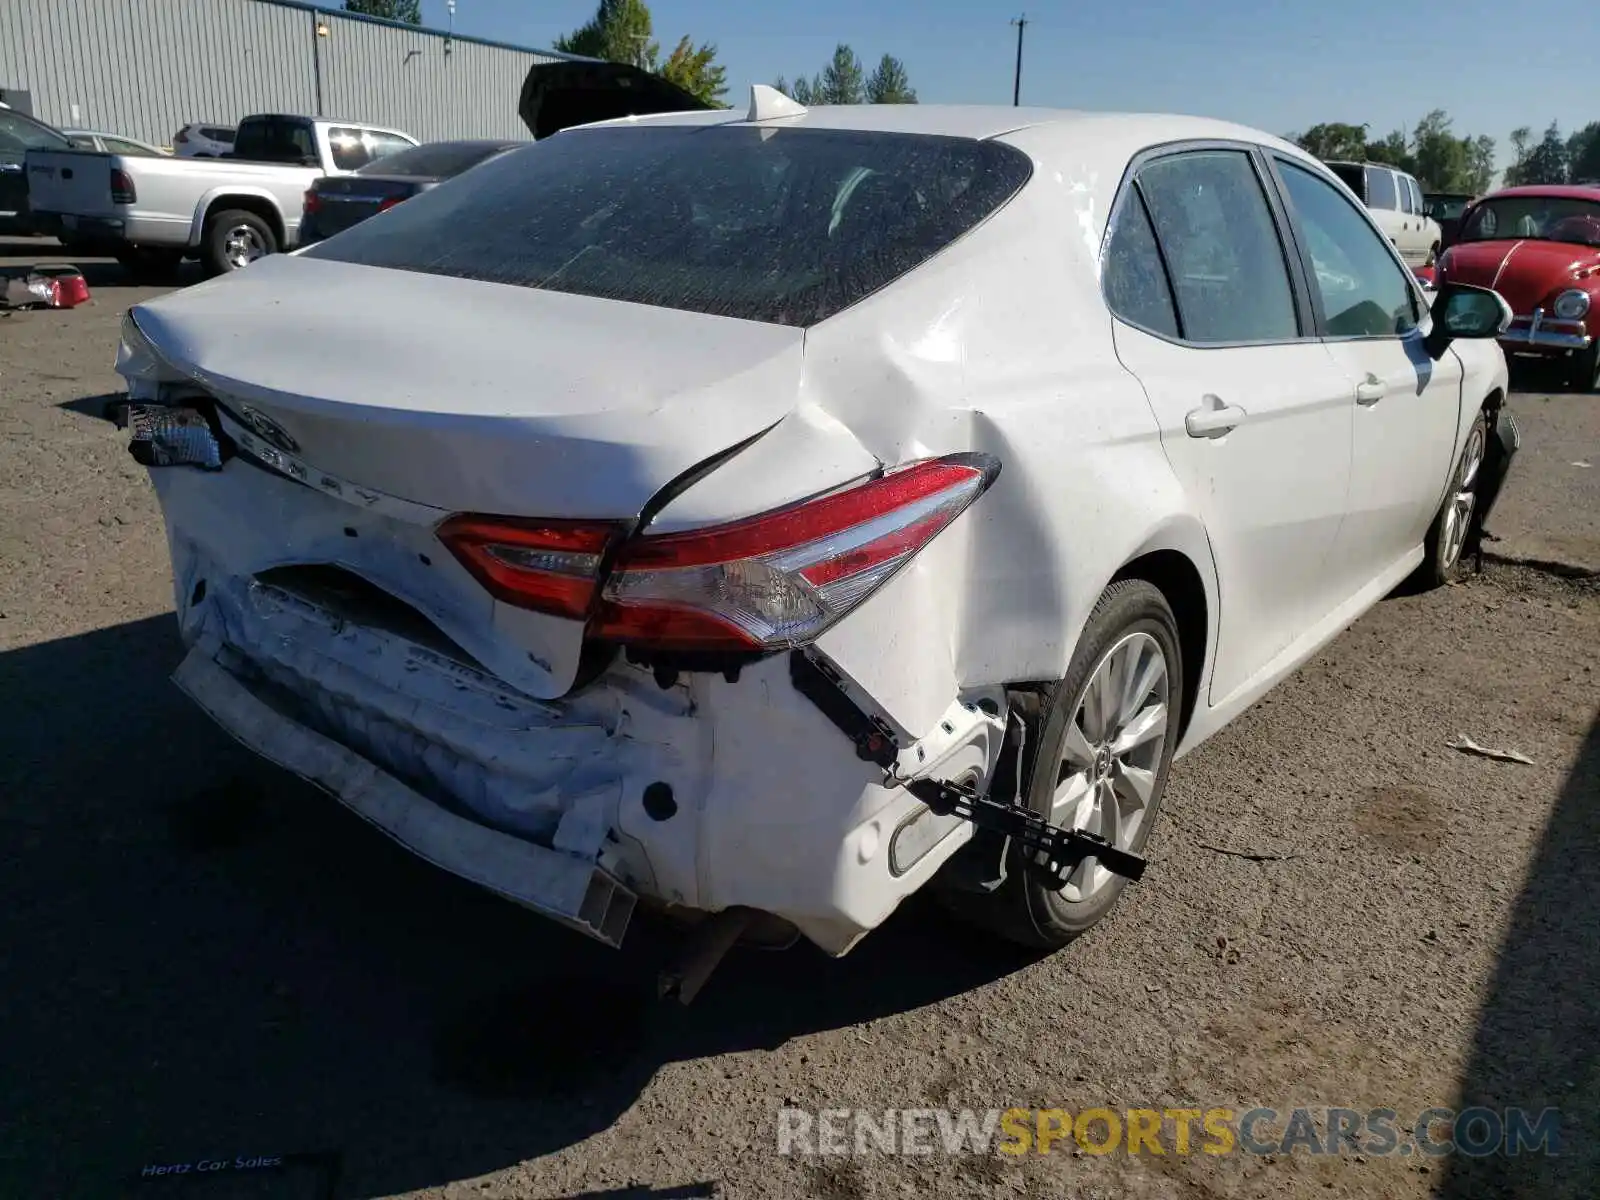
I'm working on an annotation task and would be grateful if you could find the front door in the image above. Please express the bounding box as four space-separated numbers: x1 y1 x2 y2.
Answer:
1271 156 1463 593
1104 146 1355 705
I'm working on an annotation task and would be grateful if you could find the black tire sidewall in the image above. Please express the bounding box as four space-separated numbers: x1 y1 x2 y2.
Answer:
1018 580 1183 941
1425 408 1490 586
203 210 275 276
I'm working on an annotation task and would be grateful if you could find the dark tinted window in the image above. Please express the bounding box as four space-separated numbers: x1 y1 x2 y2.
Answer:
1328 162 1366 198
305 126 1033 327
1103 193 1179 337
233 116 316 164
357 140 515 178
1278 160 1419 338
1135 150 1299 343
1364 166 1398 209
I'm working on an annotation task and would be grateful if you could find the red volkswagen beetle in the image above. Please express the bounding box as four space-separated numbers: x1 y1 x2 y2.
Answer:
1435 184 1600 390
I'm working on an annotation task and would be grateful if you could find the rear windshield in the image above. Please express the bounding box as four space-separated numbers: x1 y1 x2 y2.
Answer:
303 125 1033 327
356 140 514 178
1327 162 1366 198
233 116 315 164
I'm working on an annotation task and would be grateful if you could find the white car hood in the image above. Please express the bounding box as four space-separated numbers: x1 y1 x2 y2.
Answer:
130 253 808 518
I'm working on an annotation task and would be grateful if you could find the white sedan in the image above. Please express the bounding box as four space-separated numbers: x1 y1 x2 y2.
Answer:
113 88 1515 974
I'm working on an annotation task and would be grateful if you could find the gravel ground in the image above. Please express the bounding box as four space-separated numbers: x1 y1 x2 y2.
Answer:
2 242 1597 1200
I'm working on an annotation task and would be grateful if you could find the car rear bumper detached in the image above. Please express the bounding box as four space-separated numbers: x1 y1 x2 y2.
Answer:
163 537 997 957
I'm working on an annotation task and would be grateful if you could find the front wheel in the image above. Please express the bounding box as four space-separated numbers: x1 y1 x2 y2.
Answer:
201 209 276 277
944 579 1184 950
1414 408 1489 589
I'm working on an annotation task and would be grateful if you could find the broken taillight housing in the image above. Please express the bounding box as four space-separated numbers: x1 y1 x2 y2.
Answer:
437 454 1000 653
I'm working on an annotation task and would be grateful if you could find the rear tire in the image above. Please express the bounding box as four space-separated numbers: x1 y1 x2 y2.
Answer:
942 579 1183 950
1567 343 1600 393
1413 408 1489 590
201 209 276 277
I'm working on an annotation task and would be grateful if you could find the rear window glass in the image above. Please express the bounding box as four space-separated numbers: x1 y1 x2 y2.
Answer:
201 127 235 143
1364 166 1398 210
357 141 513 178
303 126 1033 327
1328 162 1366 198
234 116 315 164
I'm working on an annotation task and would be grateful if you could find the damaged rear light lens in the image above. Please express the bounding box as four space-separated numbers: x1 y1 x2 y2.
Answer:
436 517 623 620
592 454 1000 652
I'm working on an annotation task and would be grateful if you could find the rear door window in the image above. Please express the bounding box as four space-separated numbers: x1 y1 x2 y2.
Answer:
303 125 1033 328
1133 149 1300 343
1102 191 1180 338
1364 166 1398 210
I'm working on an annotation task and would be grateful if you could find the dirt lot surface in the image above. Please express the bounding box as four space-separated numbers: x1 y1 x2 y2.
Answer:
2 241 1597 1200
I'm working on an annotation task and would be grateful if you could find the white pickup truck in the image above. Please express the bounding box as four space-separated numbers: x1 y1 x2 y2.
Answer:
24 113 416 277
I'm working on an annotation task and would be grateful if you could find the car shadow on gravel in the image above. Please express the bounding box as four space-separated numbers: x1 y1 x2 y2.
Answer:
0 616 1041 1200
1438 707 1600 1200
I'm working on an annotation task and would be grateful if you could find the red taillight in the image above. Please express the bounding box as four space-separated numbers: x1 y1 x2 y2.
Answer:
303 188 321 215
436 517 624 620
110 168 136 205
378 195 406 212
436 454 999 654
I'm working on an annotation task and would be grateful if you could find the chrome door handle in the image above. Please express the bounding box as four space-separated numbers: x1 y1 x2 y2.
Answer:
1185 395 1247 438
1356 375 1387 405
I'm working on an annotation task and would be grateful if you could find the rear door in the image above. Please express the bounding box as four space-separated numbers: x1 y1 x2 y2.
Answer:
1106 144 1355 705
1269 155 1462 592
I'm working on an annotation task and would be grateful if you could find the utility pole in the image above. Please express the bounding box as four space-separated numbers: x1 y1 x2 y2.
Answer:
1011 14 1028 106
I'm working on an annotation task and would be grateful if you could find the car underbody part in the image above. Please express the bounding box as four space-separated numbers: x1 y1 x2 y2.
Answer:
788 651 1148 889
658 905 758 1005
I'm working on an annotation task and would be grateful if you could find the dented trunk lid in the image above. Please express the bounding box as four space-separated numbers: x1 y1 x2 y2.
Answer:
128 253 807 518
128 252 808 699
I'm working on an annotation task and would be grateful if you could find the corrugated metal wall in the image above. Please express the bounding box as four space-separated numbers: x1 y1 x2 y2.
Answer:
0 0 564 147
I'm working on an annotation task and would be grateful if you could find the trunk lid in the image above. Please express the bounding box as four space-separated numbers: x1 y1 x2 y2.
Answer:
517 60 716 140
307 174 423 237
1443 238 1600 313
23 148 114 216
129 253 806 519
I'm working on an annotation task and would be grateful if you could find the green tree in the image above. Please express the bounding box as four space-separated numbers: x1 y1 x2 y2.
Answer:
1363 129 1414 174
1465 134 1497 194
1567 121 1600 183
818 44 866 104
658 35 728 105
1410 110 1468 191
1292 122 1370 162
1506 121 1569 185
342 0 421 22
866 54 917 104
554 0 726 104
780 45 914 106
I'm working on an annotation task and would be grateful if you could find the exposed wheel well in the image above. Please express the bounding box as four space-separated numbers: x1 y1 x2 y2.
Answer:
202 196 284 247
1481 387 1504 418
1111 550 1207 743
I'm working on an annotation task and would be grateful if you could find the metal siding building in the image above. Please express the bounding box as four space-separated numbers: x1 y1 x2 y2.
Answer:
0 0 569 146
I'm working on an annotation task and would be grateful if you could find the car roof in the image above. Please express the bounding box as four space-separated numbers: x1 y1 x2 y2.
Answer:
1483 183 1600 200
572 103 1311 155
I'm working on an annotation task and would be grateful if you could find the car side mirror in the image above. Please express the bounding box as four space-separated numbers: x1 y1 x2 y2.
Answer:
1423 282 1512 361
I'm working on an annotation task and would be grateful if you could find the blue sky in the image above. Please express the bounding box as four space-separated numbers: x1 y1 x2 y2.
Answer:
418 0 1591 172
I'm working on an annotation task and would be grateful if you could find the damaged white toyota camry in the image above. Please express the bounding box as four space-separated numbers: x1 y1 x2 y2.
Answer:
114 83 1517 975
